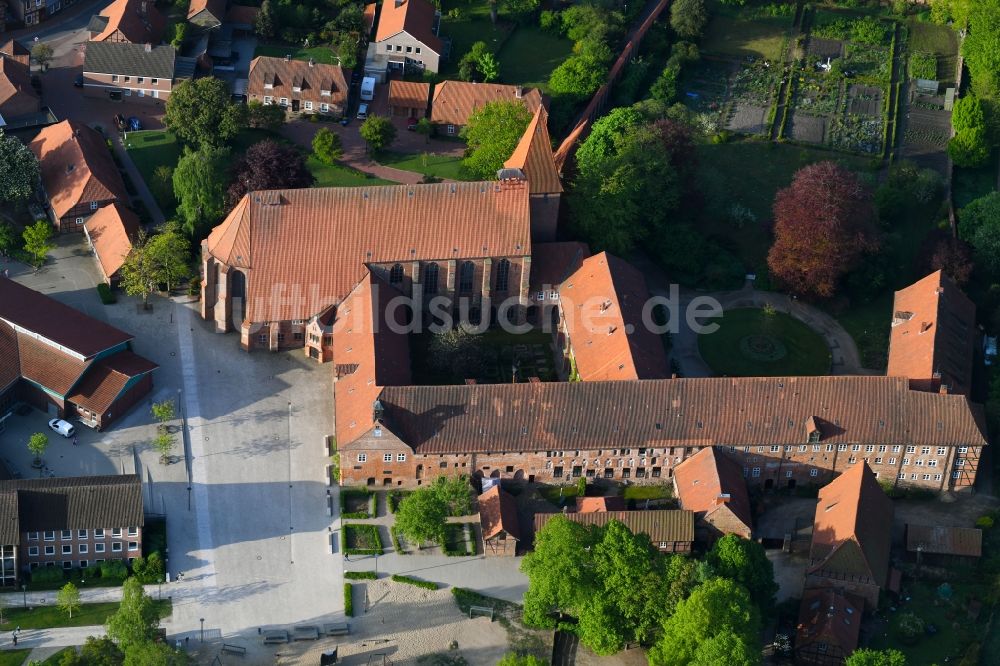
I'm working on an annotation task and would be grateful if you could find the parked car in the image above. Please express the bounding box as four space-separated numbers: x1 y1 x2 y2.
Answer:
407 117 418 131
114 113 126 131
73 74 84 88
127 116 142 131
48 419 75 438
360 76 375 101
356 103 368 121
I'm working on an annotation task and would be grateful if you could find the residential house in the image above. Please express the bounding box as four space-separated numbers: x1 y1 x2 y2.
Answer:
0 38 30 65
499 106 562 241
556 251 670 382
533 510 694 553
29 120 128 233
82 41 176 104
887 269 976 396
247 56 349 117
0 54 40 125
0 475 143 583
672 446 753 542
905 524 982 564
429 81 543 136
0 278 157 430
806 463 894 610
795 588 862 665
6 0 80 27
88 0 165 44
186 0 225 29
82 202 139 285
388 79 429 118
364 0 442 81
479 485 520 556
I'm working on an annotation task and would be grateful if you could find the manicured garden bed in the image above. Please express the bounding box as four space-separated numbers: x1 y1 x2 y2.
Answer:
697 307 831 376
342 524 384 556
378 151 473 181
442 523 475 556
341 487 376 519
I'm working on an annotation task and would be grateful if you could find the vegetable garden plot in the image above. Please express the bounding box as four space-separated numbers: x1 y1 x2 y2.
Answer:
846 85 883 117
831 114 882 154
727 104 771 134
842 43 891 84
806 37 844 61
792 73 842 116
788 112 828 144
681 60 735 114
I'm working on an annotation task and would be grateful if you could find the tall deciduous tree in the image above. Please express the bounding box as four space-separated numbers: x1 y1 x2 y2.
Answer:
255 0 277 39
119 230 157 309
461 100 532 179
312 127 343 164
648 577 761 666
521 515 597 628
845 649 908 666
393 487 449 545
146 225 191 292
173 145 230 240
706 535 778 614
959 192 1000 275
962 0 1000 98
548 55 608 99
122 639 187 666
57 582 81 618
226 140 313 206
31 42 53 68
106 577 161 652
0 131 39 203
766 161 879 299
165 78 248 147
360 115 396 153
670 0 708 39
22 220 54 268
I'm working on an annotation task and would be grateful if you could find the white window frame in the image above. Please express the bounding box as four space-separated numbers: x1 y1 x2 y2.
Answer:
28 547 39 557
112 528 122 538
78 530 88 539
95 543 105 553
320 103 329 112
79 544 88 554
44 546 55 555
28 532 38 541
62 545 72 555
127 527 138 537
94 529 105 539
128 542 138 552
751 467 761 477
61 530 72 541
396 453 406 462
809 469 818 477
383 453 392 463
112 542 123 552
357 453 367 463
44 531 55 541
304 101 313 111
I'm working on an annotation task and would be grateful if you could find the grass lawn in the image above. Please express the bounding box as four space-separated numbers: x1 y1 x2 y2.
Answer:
497 25 574 92
123 130 181 218
41 648 76 664
438 0 514 79
697 307 832 376
307 156 397 187
253 44 342 65
700 14 792 60
0 600 171 631
538 484 580 506
0 650 31 666
378 151 473 180
410 328 558 385
867 581 989 665
829 292 892 371
907 19 959 85
695 140 876 271
623 484 672 501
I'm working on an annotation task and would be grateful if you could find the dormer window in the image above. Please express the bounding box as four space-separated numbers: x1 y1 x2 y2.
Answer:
805 415 822 443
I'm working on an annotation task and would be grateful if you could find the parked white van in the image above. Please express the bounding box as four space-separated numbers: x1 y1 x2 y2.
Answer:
48 419 75 438
360 76 376 101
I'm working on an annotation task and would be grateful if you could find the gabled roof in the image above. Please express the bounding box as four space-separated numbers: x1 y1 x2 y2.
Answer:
187 0 225 24
374 376 986 455
529 241 588 295
84 41 176 79
809 463 892 587
503 106 562 195
388 79 430 110
375 0 442 54
575 496 625 513
560 252 670 382
205 182 531 322
66 350 157 414
0 277 133 359
247 56 348 105
887 270 976 396
796 588 861 657
0 319 20 393
479 485 521 540
91 0 166 44
0 491 18 545
0 475 143 532
224 3 258 25
29 120 128 220
672 446 752 533
0 55 40 115
0 39 30 65
534 510 694 545
430 81 543 127
84 202 139 279
906 524 982 557
16 333 90 396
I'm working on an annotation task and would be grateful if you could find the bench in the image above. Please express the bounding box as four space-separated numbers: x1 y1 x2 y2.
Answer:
292 625 320 641
262 630 289 645
221 644 246 656
323 622 350 636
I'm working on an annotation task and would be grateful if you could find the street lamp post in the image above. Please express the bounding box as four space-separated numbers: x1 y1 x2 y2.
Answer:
21 585 26 609
200 618 205 643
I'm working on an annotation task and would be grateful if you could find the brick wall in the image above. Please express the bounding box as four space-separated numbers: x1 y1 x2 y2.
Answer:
21 527 142 571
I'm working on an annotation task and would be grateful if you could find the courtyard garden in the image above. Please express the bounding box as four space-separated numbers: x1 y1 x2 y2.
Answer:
410 328 558 385
341 487 376 519
697 307 831 377
342 523 384 556
378 151 472 181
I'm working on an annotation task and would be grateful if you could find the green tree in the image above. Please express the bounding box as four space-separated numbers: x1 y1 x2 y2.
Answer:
106 577 161 652
707 535 778 614
170 22 187 48
497 654 546 666
0 222 16 256
246 100 285 130
119 230 157 309
548 55 608 99
255 0 277 39
58 637 124 666
845 649 908 666
953 95 986 134
477 52 500 82
670 0 708 39
151 400 175 425
393 487 449 545
959 192 1000 274
962 0 1000 98
359 115 396 153
461 100 533 179
459 41 492 81
949 126 991 167
312 127 343 164
122 640 187 666
690 629 760 666
27 432 48 465
146 226 191 292
164 78 248 147
0 131 40 203
152 432 175 463
152 165 174 206
648 578 761 666
31 42 53 68
22 220 54 268
521 515 597 627
57 582 81 619
172 145 230 240
416 117 433 143
430 476 474 516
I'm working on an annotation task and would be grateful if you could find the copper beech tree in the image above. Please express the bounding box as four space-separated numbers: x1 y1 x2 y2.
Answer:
766 161 880 300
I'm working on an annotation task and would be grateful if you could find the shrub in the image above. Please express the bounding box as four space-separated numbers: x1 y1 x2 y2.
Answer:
31 567 65 584
976 515 995 529
344 583 354 617
909 51 937 80
851 16 887 44
391 574 438 590
342 523 383 555
896 612 925 643
97 283 116 304
539 9 560 32
340 488 375 519
344 571 377 580
100 560 128 581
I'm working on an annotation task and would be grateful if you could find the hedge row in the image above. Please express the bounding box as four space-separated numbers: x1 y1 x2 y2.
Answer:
391 574 437 590
344 571 377 580
344 583 353 617
342 523 384 556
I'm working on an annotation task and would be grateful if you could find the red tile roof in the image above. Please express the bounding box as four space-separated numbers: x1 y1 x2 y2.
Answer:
528 241 588 296
16 333 90 396
672 446 752 534
503 106 562 195
533 510 694 545
0 277 133 359
479 485 521 540
29 120 128 221
373 376 987 455
0 55 39 118
559 252 670 382
388 80 429 111
66 350 157 413
809 463 892 587
0 39 30 65
363 3 377 35
84 202 139 280
92 0 166 44
247 57 349 108
0 319 19 392
905 524 982 557
887 270 976 396
187 0 225 22
375 0 442 54
575 496 625 513
430 81 543 128
205 182 531 322
796 588 861 658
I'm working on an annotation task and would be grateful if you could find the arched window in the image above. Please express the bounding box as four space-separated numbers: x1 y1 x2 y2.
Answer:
458 261 474 294
495 259 510 292
389 263 404 284
423 262 439 295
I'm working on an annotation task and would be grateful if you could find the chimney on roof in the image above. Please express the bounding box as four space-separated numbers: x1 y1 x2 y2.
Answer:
285 54 291 61
309 58 315 67
920 321 933 333
715 493 731 506
395 0 403 7
372 399 384 423
144 42 152 52
464 378 477 385
528 377 540 384
939 384 949 395
515 86 523 98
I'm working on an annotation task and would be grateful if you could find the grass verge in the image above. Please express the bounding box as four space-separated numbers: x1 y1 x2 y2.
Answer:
378 151 472 181
0 599 171 631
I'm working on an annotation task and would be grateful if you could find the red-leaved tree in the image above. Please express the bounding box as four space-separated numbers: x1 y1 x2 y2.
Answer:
226 139 314 208
767 161 879 299
921 231 974 286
